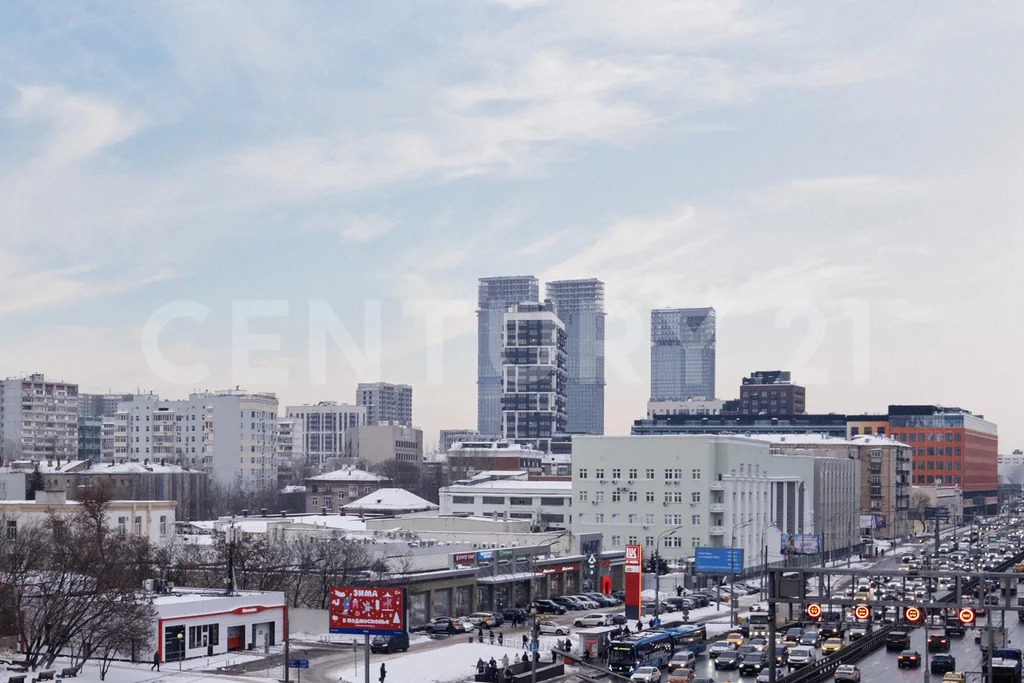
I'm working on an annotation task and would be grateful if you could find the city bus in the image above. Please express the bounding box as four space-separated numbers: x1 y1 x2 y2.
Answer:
607 632 675 674
666 624 708 655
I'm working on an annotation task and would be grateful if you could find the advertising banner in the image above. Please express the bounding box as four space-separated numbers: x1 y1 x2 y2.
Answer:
694 547 743 574
859 515 875 530
625 544 642 620
780 533 821 555
329 586 406 636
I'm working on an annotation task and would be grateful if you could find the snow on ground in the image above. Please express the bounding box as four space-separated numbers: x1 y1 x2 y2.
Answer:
0 656 271 683
336 642 539 683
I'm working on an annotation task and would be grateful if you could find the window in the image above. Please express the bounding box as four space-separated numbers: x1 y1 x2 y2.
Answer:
646 468 655 479
134 516 142 535
595 490 604 503
691 492 701 503
645 491 655 503
595 469 605 479
664 514 683 525
578 468 588 479
311 498 318 508
691 514 701 525
629 468 638 479
482 496 505 505
595 513 604 524
644 514 655 525
189 624 220 648
453 495 474 504
611 491 621 502
611 468 621 479
611 514 620 524
692 469 702 480
664 536 683 548
159 515 167 537
118 516 127 533
578 490 588 502
645 536 655 546
628 491 637 503
628 535 638 545
510 497 532 506
6 521 15 540
611 535 621 546
628 514 637 524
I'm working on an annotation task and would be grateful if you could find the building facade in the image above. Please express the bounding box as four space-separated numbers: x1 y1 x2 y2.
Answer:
632 413 850 438
77 415 102 462
739 371 806 415
345 424 423 465
477 276 540 438
285 402 365 470
0 374 79 461
439 479 571 528
445 440 545 479
439 429 485 453
357 382 413 427
647 399 726 418
303 467 391 514
571 434 861 570
650 308 716 401
547 279 605 436
501 300 567 453
0 490 176 543
79 392 153 419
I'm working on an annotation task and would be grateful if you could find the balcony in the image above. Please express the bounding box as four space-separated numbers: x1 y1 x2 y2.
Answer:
709 503 725 514
710 482 725 492
710 526 725 536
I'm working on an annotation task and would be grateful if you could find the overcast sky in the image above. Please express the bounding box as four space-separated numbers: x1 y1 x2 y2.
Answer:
1 2 1022 449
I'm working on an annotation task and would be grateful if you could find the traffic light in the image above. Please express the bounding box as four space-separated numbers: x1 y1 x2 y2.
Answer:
853 604 871 621
904 606 922 624
959 608 976 625
805 603 822 620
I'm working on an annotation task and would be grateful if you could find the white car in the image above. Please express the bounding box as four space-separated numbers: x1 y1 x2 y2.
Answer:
666 651 696 671
574 613 612 627
787 647 816 670
630 666 661 683
537 621 570 636
454 617 475 632
834 664 861 682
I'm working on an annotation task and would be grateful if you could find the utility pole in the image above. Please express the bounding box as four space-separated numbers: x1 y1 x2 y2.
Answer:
530 605 539 683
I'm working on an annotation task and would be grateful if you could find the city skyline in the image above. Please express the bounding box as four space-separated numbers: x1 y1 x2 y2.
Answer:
1 3 1022 448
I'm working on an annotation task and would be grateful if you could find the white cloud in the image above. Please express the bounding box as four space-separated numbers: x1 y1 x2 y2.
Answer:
337 215 399 243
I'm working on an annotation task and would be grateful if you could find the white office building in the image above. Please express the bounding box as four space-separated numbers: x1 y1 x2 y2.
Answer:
0 374 79 461
439 478 572 529
571 434 860 570
285 402 365 470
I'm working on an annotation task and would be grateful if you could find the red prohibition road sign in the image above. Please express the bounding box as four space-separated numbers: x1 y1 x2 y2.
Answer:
905 606 922 623
853 604 871 620
806 603 822 619
959 608 976 624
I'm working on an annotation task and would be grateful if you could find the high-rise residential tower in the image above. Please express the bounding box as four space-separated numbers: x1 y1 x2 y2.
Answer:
501 300 567 452
650 307 717 401
477 276 540 437
356 382 413 427
0 374 79 461
547 279 605 435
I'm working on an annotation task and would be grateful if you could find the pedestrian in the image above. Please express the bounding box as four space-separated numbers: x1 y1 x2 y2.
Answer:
676 585 683 597
584 648 592 663
514 653 520 665
378 662 386 683
478 627 485 643
151 651 160 672
551 648 557 663
522 633 529 650
477 658 486 675
489 630 495 645
504 667 513 683
501 653 509 669
497 632 504 646
635 619 643 633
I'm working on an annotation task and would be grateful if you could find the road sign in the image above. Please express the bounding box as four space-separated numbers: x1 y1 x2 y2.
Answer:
288 660 309 669
959 608 976 624
329 586 406 636
905 606 922 623
530 642 539 653
853 604 871 621
694 547 744 574
805 603 822 620
925 507 950 521
588 554 597 567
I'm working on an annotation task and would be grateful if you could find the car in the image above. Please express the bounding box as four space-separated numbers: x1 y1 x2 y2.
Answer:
849 623 871 641
609 613 628 625
630 666 661 682
454 617 475 632
774 643 792 666
574 613 612 628
787 647 815 670
821 638 843 655
928 633 950 652
666 669 696 683
727 632 745 648
369 633 409 653
666 651 696 671
886 631 910 651
784 627 804 643
487 612 505 626
569 595 600 610
425 617 459 634
834 664 861 682
583 592 618 607
930 654 956 674
748 638 768 652
553 596 585 611
714 651 741 670
468 612 500 628
898 650 922 668
740 653 769 675
531 600 566 615
941 673 966 683
709 641 734 658
756 669 772 683
501 608 528 623
799 631 821 648
537 621 570 636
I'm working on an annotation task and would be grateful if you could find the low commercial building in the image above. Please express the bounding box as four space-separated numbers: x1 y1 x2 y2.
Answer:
303 467 391 514
439 478 571 529
341 488 438 516
445 440 544 478
909 485 964 528
0 490 176 543
646 399 726 418
151 587 285 662
346 424 423 465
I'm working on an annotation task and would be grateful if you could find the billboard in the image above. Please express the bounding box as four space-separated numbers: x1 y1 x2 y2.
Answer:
859 514 887 530
925 506 950 521
780 533 820 555
329 586 406 636
624 544 642 620
694 547 744 574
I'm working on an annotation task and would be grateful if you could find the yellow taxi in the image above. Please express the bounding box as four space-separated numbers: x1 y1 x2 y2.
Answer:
941 673 966 683
726 632 744 648
822 638 844 655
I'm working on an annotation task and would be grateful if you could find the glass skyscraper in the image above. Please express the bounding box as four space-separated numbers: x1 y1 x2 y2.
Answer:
650 307 717 401
547 278 605 435
477 276 540 437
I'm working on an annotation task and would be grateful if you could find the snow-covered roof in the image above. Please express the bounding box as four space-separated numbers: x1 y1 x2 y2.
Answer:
280 485 307 494
740 433 857 446
193 514 369 534
307 467 389 483
1 459 199 474
342 488 438 512
443 480 571 493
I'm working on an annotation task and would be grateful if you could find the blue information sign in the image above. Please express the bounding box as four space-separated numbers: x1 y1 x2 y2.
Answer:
288 660 309 669
694 547 744 574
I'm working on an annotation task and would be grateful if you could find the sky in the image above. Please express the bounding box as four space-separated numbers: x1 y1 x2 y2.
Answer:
1 2 1022 449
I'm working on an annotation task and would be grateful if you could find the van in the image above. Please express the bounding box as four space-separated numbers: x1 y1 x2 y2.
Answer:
370 632 410 654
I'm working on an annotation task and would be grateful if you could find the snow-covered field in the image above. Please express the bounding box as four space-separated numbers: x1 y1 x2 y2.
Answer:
0 656 271 683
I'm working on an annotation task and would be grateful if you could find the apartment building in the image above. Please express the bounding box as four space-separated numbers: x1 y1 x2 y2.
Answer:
285 402 365 470
0 374 79 461
439 478 572 529
357 382 413 427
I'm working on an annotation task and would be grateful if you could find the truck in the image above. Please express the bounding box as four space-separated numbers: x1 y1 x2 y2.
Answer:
819 609 846 638
986 648 1022 683
977 625 1008 655
745 611 787 639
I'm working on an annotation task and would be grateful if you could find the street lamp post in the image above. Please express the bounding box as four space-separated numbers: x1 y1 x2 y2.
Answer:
760 522 781 597
653 525 686 618
730 519 754 627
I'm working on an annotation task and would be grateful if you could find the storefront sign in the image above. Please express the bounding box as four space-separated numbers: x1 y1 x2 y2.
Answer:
476 550 496 561
329 586 406 636
498 548 514 560
452 552 476 565
233 605 270 615
625 544 642 620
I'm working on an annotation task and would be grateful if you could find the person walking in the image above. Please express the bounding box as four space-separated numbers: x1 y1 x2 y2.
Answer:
522 633 529 650
489 630 495 645
477 658 486 675
478 627 485 643
151 651 160 671
378 662 386 683
503 667 513 683
497 632 504 646
501 653 509 669
635 619 643 633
